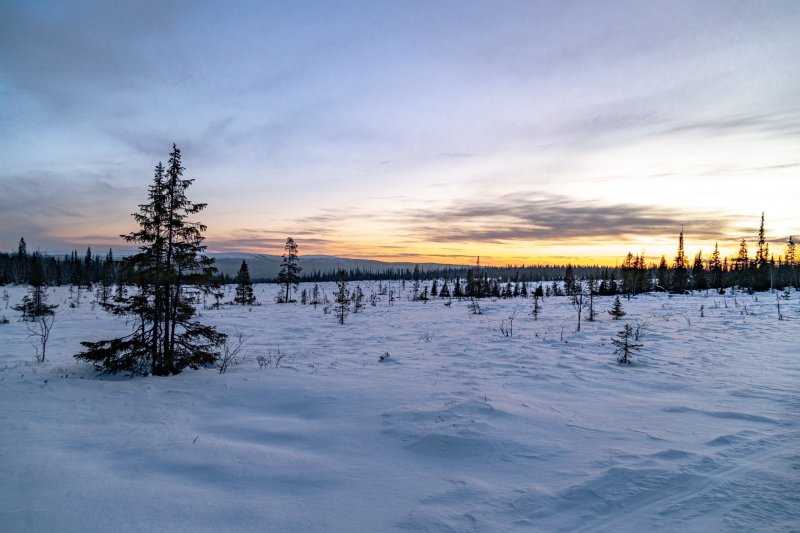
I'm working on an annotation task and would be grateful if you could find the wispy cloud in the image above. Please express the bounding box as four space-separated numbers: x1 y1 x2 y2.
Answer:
394 194 745 244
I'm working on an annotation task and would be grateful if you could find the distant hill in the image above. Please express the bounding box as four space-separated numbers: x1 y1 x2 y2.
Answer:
210 253 459 280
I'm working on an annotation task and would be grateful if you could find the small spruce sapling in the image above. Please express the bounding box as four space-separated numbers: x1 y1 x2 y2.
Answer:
612 324 642 364
311 283 321 309
608 295 626 320
352 285 365 313
334 271 350 324
531 293 542 320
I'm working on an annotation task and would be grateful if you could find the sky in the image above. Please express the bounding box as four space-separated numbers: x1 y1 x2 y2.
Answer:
1 0 798 266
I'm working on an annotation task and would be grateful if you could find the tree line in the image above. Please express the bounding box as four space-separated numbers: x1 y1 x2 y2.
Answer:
4 220 797 297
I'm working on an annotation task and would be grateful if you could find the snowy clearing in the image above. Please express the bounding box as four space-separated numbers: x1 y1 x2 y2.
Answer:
1 283 798 532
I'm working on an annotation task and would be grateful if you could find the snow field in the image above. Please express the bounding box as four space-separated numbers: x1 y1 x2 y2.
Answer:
1 283 798 531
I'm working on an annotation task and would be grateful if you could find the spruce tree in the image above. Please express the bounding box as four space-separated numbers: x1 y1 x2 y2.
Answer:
608 295 625 320
97 253 115 305
277 237 301 303
465 269 475 297
439 280 451 298
710 242 723 292
83 247 94 289
753 213 771 291
234 260 256 305
735 239 750 291
563 264 575 296
14 254 57 320
691 251 708 292
613 324 641 364
531 293 541 320
311 283 321 309
671 229 688 293
334 270 350 324
785 237 797 289
15 237 28 283
352 284 365 312
75 144 226 375
657 256 669 291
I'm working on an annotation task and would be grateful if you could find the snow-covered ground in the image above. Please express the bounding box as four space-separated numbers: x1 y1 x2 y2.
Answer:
1 283 798 532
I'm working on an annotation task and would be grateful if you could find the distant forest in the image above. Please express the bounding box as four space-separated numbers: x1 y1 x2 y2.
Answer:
2 215 797 296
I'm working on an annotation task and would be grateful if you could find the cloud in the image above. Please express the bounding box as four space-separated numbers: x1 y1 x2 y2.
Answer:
391 193 746 245
0 170 139 249
659 111 800 139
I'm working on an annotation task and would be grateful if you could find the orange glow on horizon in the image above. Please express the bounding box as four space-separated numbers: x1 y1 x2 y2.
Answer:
205 237 787 268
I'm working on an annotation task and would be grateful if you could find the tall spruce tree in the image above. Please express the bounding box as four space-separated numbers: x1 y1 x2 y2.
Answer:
735 239 750 290
710 242 723 292
785 236 797 288
15 237 28 283
691 251 708 292
234 260 256 305
563 264 576 296
671 229 688 293
277 237 301 303
75 144 226 375
656 255 669 291
753 212 771 291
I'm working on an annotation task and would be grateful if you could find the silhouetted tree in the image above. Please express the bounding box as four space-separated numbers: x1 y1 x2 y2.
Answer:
709 242 723 292
234 260 256 305
613 324 641 364
656 256 669 291
439 280 451 298
14 237 28 283
753 213 771 291
671 229 688 293
531 293 541 320
734 238 750 291
691 251 708 292
76 145 225 375
784 236 797 288
352 284 365 312
14 254 57 320
334 270 350 324
311 283 321 309
564 264 576 296
277 237 301 303
608 295 625 320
